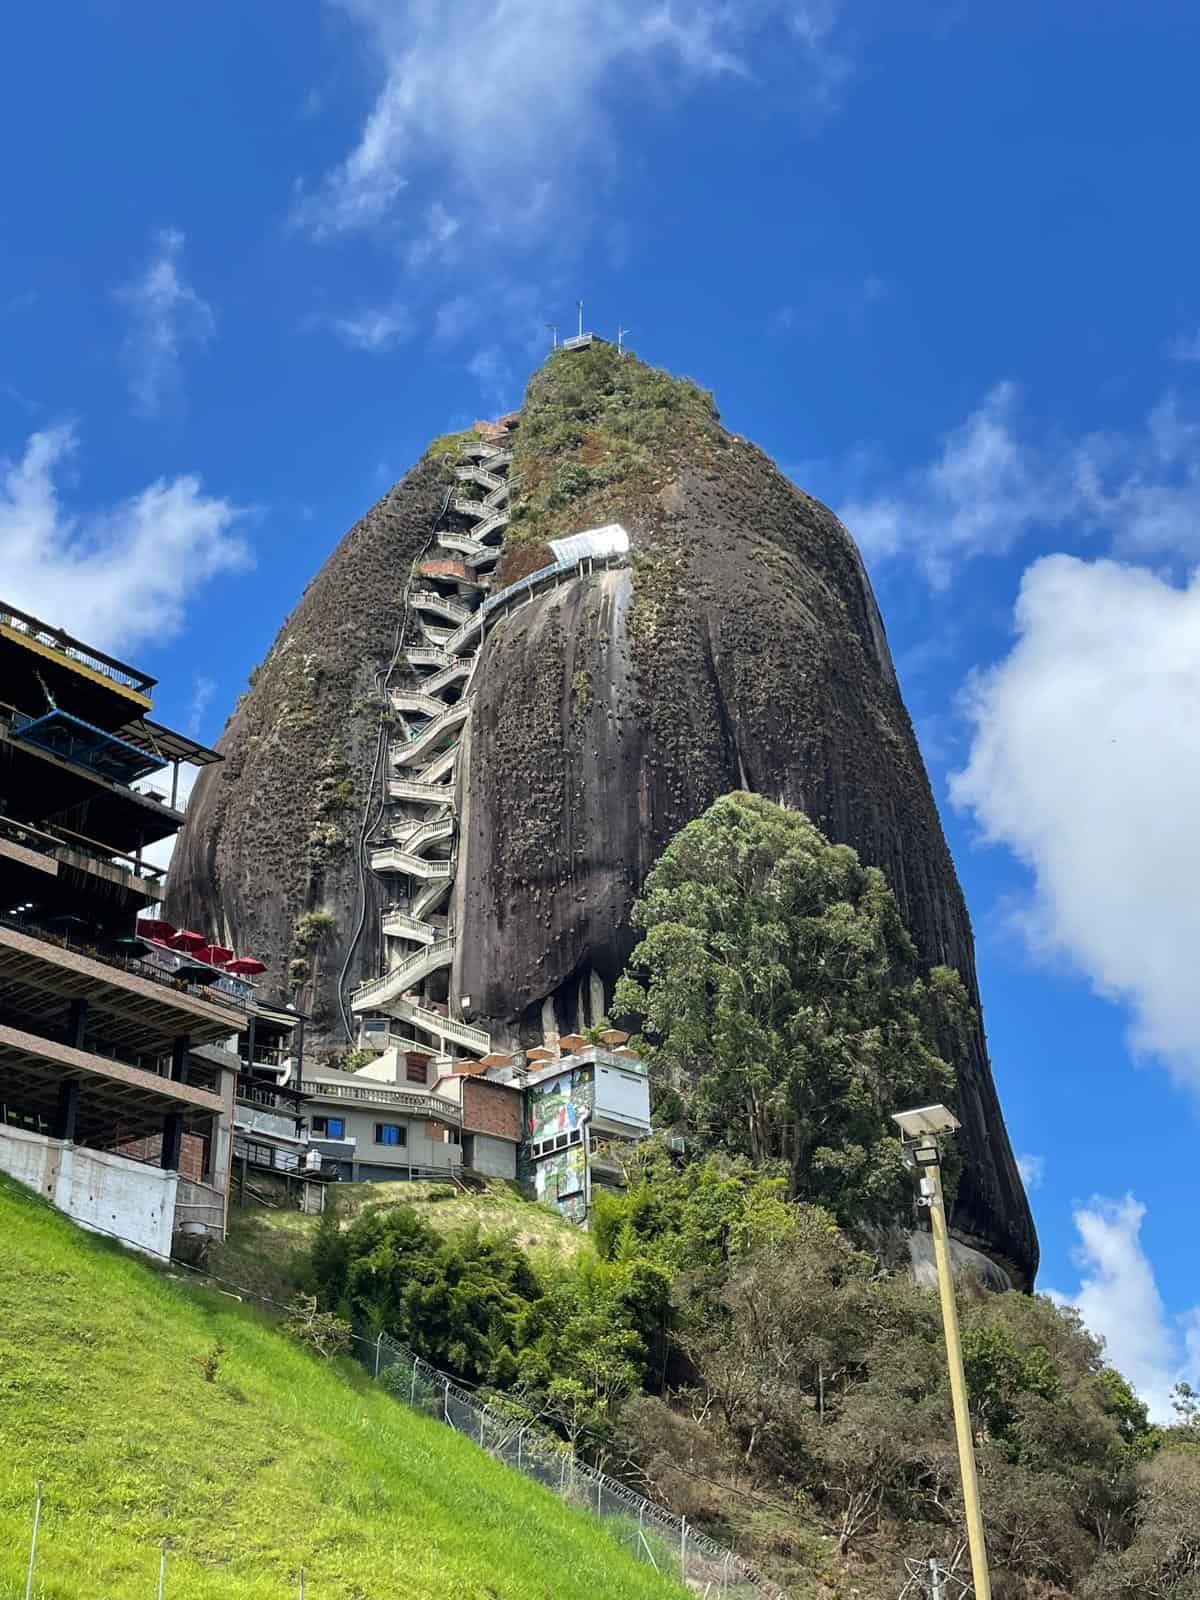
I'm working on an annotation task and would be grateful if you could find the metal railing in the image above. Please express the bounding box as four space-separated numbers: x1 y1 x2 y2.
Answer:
369 1332 785 1600
368 846 453 878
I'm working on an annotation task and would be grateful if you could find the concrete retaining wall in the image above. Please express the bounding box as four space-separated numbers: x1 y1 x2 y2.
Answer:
0 1124 179 1259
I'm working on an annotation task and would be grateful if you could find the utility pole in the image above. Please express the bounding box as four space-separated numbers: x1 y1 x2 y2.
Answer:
617 325 630 354
546 322 558 349
893 1106 992 1600
577 300 584 339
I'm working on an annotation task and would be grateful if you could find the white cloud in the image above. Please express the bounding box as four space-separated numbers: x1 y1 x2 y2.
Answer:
323 299 412 352
1166 328 1200 362
1016 1153 1044 1191
467 344 520 409
839 385 1200 586
1048 1195 1199 1423
116 229 215 418
0 424 249 654
434 295 474 345
296 0 848 239
188 674 217 735
405 201 461 270
950 555 1200 1082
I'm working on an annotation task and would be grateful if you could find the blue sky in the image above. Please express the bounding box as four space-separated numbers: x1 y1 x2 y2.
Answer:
3 1 1198 1415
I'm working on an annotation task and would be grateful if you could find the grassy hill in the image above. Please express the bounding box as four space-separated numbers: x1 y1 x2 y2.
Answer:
212 1177 589 1305
0 1175 683 1600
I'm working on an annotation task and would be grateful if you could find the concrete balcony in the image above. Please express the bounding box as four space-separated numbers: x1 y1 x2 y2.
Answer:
388 775 455 805
381 908 443 943
389 687 446 719
411 590 472 628
368 846 453 878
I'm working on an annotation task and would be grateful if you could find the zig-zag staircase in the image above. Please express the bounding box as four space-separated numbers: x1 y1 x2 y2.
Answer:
349 414 627 1061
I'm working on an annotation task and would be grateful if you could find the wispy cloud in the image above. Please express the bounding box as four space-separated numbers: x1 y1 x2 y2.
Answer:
839 384 1200 587
188 674 217 736
1048 1195 1200 1422
296 0 849 241
1016 1153 1044 1191
116 229 215 418
0 423 249 653
320 298 413 352
1166 327 1200 362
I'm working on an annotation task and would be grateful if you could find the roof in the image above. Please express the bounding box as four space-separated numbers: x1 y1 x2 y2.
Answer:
549 524 630 565
122 718 222 768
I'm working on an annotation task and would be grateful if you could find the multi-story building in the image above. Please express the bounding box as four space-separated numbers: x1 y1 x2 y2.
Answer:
0 600 313 1250
300 1025 650 1221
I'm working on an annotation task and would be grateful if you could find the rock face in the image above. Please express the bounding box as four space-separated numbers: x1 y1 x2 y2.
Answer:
166 459 451 1039
166 347 1037 1285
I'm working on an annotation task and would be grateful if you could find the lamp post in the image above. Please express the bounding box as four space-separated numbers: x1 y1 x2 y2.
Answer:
892 1104 992 1600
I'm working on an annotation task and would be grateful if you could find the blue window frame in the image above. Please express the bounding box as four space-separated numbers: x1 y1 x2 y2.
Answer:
313 1116 345 1139
375 1123 406 1147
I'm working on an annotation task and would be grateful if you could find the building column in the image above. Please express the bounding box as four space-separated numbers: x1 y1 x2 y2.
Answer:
56 1078 80 1142
170 1035 190 1083
161 1111 183 1171
66 997 88 1050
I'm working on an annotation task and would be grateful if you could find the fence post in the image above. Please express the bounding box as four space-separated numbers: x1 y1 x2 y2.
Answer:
157 1539 168 1600
410 1357 417 1406
516 1428 523 1471
374 1332 382 1378
443 1378 450 1424
680 1516 688 1583
299 1567 306 1600
24 1481 42 1600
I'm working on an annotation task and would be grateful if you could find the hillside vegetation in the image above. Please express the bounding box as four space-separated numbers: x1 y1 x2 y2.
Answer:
0 1176 685 1600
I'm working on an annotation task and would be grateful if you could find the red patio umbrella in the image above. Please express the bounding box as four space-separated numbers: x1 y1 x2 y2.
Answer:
226 955 267 975
206 944 234 966
169 929 206 952
136 917 176 942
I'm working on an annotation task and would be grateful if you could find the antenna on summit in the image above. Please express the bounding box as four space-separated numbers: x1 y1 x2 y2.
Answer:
617 325 630 354
577 300 584 339
546 322 558 350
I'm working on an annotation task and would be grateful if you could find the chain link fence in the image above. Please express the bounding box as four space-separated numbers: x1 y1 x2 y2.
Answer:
363 1328 787 1600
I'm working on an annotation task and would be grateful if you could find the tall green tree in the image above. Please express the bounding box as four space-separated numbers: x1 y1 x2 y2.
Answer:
614 792 971 1227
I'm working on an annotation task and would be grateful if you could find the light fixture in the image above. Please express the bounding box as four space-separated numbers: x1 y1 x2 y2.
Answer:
913 1141 940 1167
891 1103 961 1141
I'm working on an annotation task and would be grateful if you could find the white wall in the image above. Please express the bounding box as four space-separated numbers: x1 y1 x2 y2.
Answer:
593 1064 651 1133
312 1105 461 1175
0 1125 179 1259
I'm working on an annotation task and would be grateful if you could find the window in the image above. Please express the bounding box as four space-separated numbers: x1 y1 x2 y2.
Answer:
405 1058 427 1085
312 1116 345 1139
375 1123 407 1147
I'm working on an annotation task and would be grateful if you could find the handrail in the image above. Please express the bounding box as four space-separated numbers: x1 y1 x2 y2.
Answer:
392 996 491 1053
299 1078 463 1121
410 590 473 625
350 937 455 1004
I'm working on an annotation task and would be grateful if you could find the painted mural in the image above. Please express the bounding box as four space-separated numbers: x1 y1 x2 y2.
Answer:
525 1066 594 1145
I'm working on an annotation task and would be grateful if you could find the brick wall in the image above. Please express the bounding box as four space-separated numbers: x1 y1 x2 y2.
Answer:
462 1078 522 1142
115 1131 207 1182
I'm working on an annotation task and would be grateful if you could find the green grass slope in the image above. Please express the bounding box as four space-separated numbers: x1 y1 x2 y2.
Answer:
0 1177 683 1600
213 1178 588 1305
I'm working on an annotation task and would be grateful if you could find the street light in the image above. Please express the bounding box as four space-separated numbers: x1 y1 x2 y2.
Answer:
892 1104 992 1600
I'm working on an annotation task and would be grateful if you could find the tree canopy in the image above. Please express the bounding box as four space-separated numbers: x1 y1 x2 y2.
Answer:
614 791 971 1226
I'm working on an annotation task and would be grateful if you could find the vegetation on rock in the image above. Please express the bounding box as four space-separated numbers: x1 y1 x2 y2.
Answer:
614 792 970 1229
501 342 718 582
